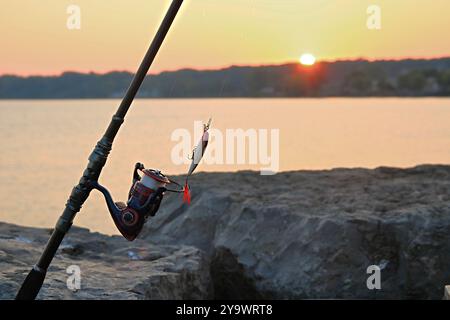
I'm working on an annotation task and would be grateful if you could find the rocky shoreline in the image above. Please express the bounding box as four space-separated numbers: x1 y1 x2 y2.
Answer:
0 223 212 299
1 165 450 299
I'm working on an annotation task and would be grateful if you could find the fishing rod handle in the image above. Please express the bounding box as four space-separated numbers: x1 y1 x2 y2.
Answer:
15 138 112 300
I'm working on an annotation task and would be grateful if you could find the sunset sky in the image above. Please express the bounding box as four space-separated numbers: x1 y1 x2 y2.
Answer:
1 0 450 76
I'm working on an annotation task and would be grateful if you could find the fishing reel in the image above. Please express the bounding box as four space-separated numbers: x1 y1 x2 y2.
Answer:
90 118 211 241
89 163 184 241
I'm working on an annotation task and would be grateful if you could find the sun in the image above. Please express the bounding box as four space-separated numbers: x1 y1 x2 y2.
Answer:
299 53 316 66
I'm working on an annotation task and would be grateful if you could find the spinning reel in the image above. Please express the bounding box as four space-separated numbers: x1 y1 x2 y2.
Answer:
90 163 184 241
90 118 211 241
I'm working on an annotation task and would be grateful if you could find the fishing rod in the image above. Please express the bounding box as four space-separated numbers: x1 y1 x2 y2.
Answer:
16 0 185 300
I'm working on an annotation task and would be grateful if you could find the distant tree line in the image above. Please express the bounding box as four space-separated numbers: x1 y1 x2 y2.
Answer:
0 58 449 99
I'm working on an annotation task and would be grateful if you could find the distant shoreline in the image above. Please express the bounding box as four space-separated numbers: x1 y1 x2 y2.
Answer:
1 58 449 99
1 96 450 101
4 57 450 79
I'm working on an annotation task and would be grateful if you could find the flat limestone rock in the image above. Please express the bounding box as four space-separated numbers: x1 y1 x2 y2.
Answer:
142 165 450 299
0 222 212 300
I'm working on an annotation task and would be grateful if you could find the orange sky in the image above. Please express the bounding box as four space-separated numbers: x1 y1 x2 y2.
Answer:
1 0 450 76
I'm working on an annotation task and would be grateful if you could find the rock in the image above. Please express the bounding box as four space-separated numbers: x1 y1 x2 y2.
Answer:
0 222 212 300
2 165 449 300
142 165 450 299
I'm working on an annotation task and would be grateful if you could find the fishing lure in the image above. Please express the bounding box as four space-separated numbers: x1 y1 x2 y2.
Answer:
183 117 211 204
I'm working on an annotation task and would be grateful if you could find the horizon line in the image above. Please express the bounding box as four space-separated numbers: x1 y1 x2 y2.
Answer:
2 55 449 78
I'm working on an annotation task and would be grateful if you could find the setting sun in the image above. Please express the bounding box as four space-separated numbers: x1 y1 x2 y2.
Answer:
300 54 316 66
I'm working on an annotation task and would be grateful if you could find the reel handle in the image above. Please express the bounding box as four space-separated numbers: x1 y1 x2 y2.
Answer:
165 178 185 193
135 162 184 193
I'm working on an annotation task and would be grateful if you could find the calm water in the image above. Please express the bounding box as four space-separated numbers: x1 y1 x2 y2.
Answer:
1 98 449 234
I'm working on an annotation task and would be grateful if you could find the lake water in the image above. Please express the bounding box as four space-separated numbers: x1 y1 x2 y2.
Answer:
1 98 449 234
